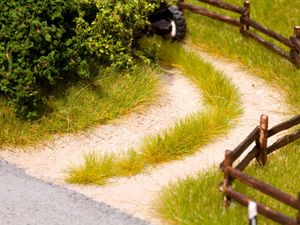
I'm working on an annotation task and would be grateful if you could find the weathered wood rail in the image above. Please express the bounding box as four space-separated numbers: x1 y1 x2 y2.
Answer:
219 114 300 224
177 0 300 66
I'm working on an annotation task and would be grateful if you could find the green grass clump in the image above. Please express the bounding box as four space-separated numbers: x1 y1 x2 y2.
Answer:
0 66 159 147
186 0 300 113
156 142 300 225
156 1 300 223
66 41 242 185
67 152 116 186
66 150 146 185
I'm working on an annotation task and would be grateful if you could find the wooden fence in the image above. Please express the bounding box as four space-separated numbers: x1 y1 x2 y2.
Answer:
219 114 300 224
177 0 300 66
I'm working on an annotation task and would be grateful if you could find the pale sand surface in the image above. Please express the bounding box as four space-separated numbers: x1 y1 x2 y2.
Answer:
0 47 289 224
0 70 202 181
66 47 288 224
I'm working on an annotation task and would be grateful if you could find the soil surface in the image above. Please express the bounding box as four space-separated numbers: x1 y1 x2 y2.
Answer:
0 70 202 181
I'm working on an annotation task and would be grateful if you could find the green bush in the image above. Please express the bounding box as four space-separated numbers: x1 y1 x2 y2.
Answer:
76 0 162 69
0 0 163 119
0 0 89 119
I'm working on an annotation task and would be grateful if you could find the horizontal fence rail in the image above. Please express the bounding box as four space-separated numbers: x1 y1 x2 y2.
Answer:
223 187 299 225
227 167 300 211
240 29 293 62
177 0 300 66
195 0 245 14
219 114 300 224
240 17 293 49
268 115 300 138
267 129 300 155
177 1 241 27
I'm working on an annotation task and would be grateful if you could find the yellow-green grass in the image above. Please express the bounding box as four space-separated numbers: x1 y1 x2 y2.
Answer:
156 1 300 224
156 140 300 225
66 41 242 185
0 66 159 147
186 0 300 113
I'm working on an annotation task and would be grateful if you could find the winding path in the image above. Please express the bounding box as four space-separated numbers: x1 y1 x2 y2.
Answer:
0 45 288 224
0 70 202 182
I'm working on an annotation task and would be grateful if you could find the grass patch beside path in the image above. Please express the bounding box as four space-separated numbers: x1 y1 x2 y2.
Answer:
186 0 300 113
156 1 300 224
156 141 300 225
66 41 242 185
0 66 159 147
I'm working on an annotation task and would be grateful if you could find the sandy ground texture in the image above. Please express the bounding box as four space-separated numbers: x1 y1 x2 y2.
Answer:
0 70 202 182
65 46 288 224
0 46 289 224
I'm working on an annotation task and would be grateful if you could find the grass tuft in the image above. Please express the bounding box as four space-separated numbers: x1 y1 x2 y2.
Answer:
0 66 159 147
66 152 115 186
115 150 146 177
156 1 300 223
66 150 147 185
156 142 300 225
66 41 242 185
186 0 300 113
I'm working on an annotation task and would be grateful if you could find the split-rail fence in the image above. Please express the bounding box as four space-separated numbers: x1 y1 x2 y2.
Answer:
219 114 300 225
177 0 300 66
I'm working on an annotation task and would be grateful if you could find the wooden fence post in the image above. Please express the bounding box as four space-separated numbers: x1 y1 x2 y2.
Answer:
240 0 250 32
294 26 300 40
289 26 300 66
223 150 233 206
177 0 185 11
258 114 268 165
297 192 300 224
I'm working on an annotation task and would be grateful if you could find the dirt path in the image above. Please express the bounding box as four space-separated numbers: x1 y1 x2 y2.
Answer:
0 69 202 181
64 46 288 224
0 46 288 224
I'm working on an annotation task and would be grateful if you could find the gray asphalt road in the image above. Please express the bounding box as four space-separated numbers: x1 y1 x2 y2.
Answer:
0 160 149 225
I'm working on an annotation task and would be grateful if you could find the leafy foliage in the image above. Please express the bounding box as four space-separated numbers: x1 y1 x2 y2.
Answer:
76 0 162 69
0 0 164 119
0 0 89 119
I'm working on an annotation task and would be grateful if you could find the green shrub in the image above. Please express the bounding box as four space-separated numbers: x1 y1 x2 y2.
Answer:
0 0 164 119
0 0 89 119
76 0 162 69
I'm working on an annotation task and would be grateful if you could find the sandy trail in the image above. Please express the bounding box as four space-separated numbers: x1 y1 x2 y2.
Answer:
65 46 288 224
0 69 202 181
0 46 288 224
